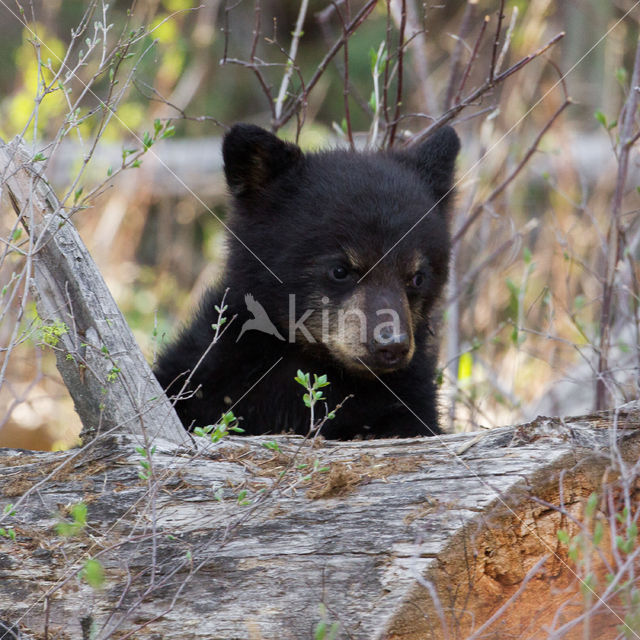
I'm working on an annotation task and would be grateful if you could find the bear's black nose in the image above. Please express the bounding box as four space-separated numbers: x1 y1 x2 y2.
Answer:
369 332 410 367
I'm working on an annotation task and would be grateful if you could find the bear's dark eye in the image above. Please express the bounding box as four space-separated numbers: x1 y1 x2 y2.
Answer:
329 265 350 282
409 272 425 289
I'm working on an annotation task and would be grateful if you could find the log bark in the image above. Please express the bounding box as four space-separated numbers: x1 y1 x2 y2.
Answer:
0 408 638 639
0 138 189 447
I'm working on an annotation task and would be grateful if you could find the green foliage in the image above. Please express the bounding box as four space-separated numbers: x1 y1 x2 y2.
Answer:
82 558 105 589
106 366 121 383
136 444 157 481
56 501 88 537
193 410 244 442
594 109 617 131
619 587 640 639
0 527 16 541
236 489 250 506
314 604 340 640
0 504 16 541
211 302 228 332
39 319 69 348
294 371 330 409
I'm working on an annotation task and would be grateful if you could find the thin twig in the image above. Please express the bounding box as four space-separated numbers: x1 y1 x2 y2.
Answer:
332 1 354 149
444 0 479 110
596 34 640 410
273 0 309 120
277 0 378 129
466 555 550 639
407 30 565 146
387 0 406 147
453 14 489 107
489 0 506 82
452 98 571 246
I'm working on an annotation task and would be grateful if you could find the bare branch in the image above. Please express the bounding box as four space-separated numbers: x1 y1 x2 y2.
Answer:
596 34 640 410
273 0 309 120
452 98 571 246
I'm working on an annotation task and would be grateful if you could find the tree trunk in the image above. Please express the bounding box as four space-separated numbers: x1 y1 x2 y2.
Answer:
0 409 638 639
0 138 188 447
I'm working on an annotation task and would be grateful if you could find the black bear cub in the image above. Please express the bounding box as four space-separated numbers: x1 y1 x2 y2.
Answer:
155 124 460 439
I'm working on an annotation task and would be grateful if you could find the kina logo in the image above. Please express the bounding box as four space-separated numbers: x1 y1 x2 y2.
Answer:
236 293 285 342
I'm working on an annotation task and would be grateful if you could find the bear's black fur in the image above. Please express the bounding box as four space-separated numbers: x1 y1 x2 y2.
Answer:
155 124 460 439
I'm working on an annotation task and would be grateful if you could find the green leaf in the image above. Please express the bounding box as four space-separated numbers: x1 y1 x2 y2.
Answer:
315 621 327 640
506 277 519 297
161 124 176 139
594 109 607 128
593 520 604 546
82 558 105 588
368 47 378 73
616 507 629 523
585 492 598 518
579 572 596 596
71 502 87 526
557 529 570 544
315 374 329 387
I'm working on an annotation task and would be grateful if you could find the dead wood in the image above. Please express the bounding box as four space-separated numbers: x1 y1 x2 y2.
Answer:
0 409 638 639
0 138 188 447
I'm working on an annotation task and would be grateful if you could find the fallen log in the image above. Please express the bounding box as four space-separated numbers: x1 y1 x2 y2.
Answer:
0 408 638 639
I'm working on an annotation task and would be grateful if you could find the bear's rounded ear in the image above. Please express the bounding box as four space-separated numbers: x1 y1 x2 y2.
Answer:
401 126 461 204
222 124 303 197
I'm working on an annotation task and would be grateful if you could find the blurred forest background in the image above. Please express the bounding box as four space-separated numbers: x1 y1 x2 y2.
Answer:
1 0 639 450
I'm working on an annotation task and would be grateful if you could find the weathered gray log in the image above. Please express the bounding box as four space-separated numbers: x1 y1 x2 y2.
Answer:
0 138 189 446
0 409 638 639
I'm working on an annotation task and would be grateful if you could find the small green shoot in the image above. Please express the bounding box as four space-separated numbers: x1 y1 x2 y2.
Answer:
194 411 244 443
40 319 69 348
82 558 105 588
56 502 88 537
136 444 156 481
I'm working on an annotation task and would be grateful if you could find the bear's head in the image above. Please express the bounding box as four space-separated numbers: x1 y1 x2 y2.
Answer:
222 124 460 374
